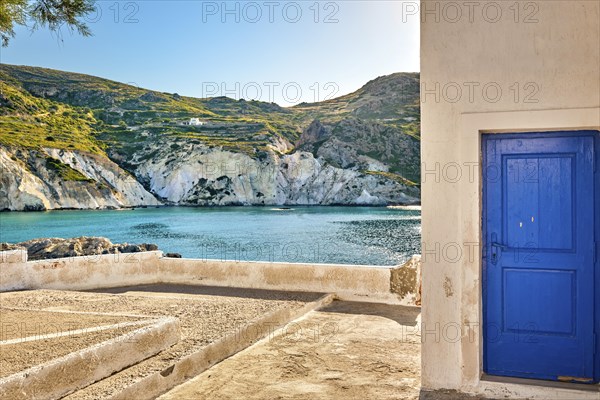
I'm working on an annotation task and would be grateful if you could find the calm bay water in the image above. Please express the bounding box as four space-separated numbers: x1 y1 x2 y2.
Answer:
0 207 421 266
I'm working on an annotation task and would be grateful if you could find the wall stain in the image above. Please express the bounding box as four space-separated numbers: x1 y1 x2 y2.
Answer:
443 277 454 297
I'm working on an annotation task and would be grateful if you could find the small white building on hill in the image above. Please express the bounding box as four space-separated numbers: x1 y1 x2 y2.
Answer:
187 118 205 126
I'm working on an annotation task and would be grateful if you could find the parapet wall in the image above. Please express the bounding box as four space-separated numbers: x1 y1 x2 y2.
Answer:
0 250 421 305
0 250 162 292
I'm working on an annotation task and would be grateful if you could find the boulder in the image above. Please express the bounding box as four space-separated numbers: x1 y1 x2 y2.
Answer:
4 237 160 260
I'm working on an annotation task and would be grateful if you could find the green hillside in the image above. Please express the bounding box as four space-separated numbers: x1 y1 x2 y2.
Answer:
0 64 421 182
0 68 103 153
294 72 420 138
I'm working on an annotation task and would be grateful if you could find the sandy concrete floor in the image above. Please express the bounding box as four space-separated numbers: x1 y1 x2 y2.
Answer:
159 301 422 400
0 308 147 378
0 324 140 378
0 285 324 399
0 309 141 341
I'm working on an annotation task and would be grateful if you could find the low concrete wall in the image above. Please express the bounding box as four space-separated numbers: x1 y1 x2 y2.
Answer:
158 257 420 304
0 250 421 305
0 250 162 292
0 317 180 400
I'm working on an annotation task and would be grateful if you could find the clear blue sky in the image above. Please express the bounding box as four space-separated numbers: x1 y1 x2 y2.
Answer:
0 1 420 106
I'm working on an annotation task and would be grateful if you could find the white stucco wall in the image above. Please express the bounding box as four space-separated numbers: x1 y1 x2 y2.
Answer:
419 0 600 398
0 251 421 305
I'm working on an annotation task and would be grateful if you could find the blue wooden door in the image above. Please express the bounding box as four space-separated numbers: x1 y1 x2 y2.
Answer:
483 131 598 383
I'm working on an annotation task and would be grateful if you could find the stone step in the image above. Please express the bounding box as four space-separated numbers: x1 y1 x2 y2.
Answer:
55 286 334 400
0 314 179 400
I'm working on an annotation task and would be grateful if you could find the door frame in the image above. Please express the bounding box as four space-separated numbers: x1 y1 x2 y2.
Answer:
446 108 600 398
595 129 599 383
481 130 599 382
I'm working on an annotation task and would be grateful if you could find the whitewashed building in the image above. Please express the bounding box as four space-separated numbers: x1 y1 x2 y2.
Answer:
188 118 205 126
420 1 600 399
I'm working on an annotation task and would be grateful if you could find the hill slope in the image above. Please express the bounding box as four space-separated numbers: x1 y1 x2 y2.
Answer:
0 64 420 210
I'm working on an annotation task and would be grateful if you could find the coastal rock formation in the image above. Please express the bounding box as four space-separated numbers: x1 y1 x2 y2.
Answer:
0 147 160 211
129 139 419 206
0 141 418 209
1 237 159 260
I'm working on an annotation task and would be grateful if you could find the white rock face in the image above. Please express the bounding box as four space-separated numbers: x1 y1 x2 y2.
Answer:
134 144 280 205
0 147 160 211
355 190 379 204
1 139 418 210
130 140 419 206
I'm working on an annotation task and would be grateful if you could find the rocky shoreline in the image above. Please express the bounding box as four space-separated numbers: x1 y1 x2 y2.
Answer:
0 237 176 261
0 203 421 213
0 146 420 211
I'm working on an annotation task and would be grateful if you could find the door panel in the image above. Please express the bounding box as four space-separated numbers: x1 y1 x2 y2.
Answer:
505 156 574 250
503 268 575 336
483 131 597 383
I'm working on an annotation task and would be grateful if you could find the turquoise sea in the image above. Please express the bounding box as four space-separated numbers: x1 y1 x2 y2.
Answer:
0 207 421 266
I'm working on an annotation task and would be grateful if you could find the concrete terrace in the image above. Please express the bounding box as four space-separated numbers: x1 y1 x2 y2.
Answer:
158 300 422 400
0 250 428 399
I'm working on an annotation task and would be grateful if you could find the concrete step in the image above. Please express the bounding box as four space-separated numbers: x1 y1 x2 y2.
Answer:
0 312 179 400
56 286 334 400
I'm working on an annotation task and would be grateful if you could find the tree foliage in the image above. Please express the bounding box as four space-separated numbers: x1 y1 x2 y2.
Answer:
0 0 94 46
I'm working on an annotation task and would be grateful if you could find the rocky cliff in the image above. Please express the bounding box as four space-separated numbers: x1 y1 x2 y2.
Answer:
0 147 160 210
0 64 420 210
128 138 418 206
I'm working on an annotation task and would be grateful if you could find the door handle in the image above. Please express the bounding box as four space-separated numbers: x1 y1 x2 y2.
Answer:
491 242 508 250
490 233 507 265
